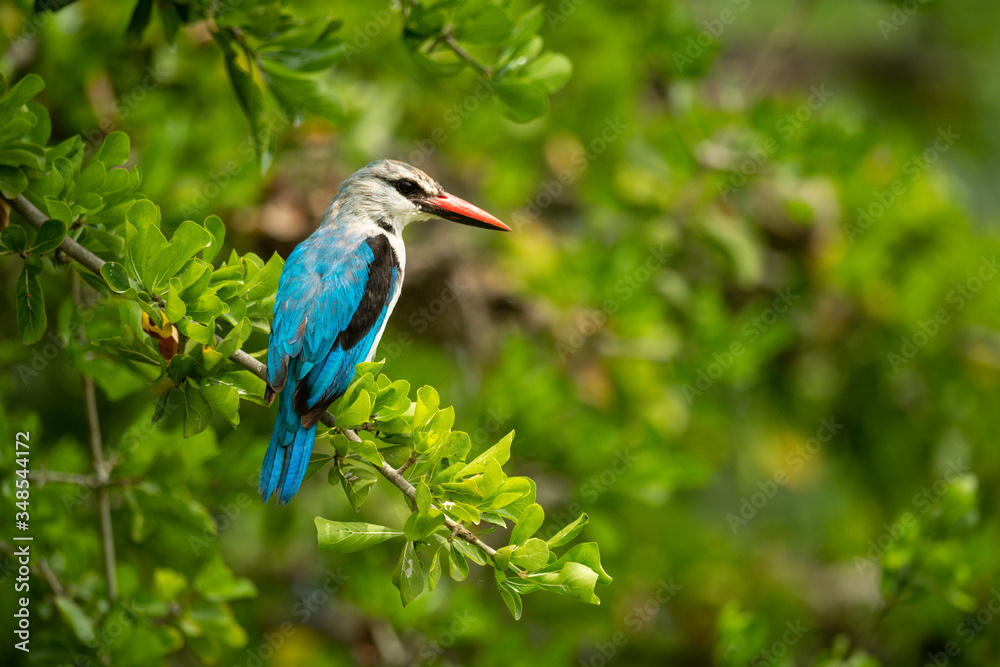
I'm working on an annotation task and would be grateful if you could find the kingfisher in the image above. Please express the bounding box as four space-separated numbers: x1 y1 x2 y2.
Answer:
260 159 510 504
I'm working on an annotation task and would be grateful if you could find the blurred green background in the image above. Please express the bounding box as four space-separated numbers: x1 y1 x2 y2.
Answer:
2 0 1000 664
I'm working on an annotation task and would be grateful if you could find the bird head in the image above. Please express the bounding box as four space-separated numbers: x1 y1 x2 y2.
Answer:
331 159 510 233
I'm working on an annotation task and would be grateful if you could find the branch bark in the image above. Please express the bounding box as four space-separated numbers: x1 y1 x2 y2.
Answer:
73 271 118 602
7 194 106 275
3 193 500 565
440 30 492 77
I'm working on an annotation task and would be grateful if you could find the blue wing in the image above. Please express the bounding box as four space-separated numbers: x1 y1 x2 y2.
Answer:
261 231 399 504
268 232 398 413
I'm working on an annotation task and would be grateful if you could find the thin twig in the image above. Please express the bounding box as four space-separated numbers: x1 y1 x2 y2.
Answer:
3 194 501 565
73 272 118 602
441 29 491 77
396 455 416 475
30 470 135 487
0 541 66 597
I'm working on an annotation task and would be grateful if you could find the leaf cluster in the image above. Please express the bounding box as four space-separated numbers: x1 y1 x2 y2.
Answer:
313 362 611 618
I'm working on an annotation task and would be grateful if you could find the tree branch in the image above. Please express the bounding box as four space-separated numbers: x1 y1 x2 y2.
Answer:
441 29 492 77
5 194 106 275
3 193 502 566
74 272 118 602
30 470 135 487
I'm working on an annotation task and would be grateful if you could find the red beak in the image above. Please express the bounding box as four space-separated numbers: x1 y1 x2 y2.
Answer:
421 191 511 231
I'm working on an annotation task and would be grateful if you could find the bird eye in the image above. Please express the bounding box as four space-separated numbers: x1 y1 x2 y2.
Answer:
396 179 418 196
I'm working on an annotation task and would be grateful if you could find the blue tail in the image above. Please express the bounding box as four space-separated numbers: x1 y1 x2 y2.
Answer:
260 385 317 505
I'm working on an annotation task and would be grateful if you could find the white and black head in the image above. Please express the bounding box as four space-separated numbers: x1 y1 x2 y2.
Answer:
332 159 510 233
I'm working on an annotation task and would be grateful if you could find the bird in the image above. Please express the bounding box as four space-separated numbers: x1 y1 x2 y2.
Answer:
260 159 510 505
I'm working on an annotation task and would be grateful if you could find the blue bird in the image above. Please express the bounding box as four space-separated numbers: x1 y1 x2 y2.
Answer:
261 159 510 504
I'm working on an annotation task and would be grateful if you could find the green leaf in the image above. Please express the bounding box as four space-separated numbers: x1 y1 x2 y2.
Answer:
259 40 346 72
165 278 186 322
537 542 612 586
1 224 27 252
54 596 97 645
29 218 66 255
203 215 226 263
391 541 425 606
355 359 386 377
456 2 514 46
24 101 49 145
152 388 174 424
216 33 276 172
16 264 46 344
337 389 372 428
0 116 33 144
428 548 443 592
304 452 335 482
33 0 80 13
260 62 345 125
452 537 489 566
493 545 512 571
510 503 544 545
194 555 258 601
92 325 163 367
0 141 46 169
124 199 166 288
374 378 411 419
546 513 589 548
462 430 514 476
521 52 573 93
448 545 469 581
440 431 472 461
43 196 72 224
510 538 549 571
0 74 44 124
150 220 213 290
338 463 379 511
404 508 445 541
481 459 505 498
412 385 440 429
93 131 130 166
315 518 404 553
0 165 27 198
215 317 252 359
101 261 131 293
182 381 214 437
528 561 601 604
126 0 154 41
416 478 432 514
497 580 523 620
200 380 240 428
494 82 548 123
153 568 188 601
350 434 385 466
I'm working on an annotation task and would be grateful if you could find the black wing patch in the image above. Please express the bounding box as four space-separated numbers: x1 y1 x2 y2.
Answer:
337 235 398 350
291 235 398 423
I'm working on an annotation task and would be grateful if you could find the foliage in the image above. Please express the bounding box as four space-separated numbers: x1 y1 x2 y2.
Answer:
0 68 606 663
33 0 570 170
3 0 1000 665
